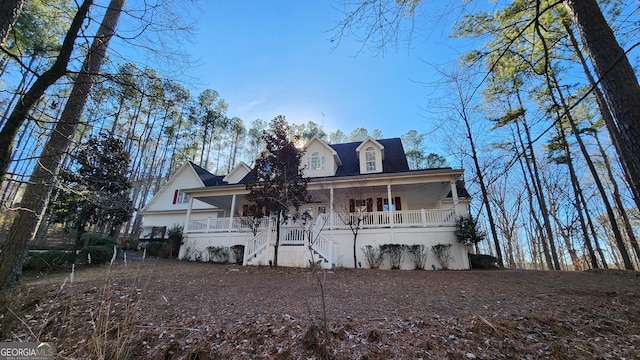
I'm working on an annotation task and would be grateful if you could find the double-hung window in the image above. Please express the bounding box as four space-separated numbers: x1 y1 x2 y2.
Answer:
365 147 376 172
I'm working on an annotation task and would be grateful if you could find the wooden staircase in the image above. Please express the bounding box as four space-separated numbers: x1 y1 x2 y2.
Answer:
243 225 335 268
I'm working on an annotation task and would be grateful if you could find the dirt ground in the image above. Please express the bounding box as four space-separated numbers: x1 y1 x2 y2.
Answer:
1 259 639 359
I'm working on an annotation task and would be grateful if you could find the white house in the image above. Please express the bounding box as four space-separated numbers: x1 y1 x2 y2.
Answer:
140 137 471 269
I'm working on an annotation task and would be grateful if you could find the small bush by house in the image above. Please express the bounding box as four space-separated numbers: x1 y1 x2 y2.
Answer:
470 254 500 269
23 250 71 272
79 245 114 265
145 241 168 258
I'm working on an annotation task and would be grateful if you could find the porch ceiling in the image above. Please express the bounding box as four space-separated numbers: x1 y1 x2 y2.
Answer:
196 194 247 209
186 169 463 210
307 181 452 207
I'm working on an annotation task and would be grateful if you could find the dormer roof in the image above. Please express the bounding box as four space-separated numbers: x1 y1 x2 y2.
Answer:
303 136 343 166
330 138 409 177
223 162 251 184
355 137 385 160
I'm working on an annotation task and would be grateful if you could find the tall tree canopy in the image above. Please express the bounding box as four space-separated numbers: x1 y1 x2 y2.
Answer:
49 134 134 246
245 115 311 267
0 0 25 45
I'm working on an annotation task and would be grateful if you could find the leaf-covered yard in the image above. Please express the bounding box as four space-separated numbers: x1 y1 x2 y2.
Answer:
2 260 638 359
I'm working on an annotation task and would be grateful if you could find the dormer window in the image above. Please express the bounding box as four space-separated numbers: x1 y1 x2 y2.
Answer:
365 147 376 172
309 151 325 170
357 138 384 174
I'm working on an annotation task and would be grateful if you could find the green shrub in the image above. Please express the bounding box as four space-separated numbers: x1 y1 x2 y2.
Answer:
167 224 183 258
90 237 117 248
79 246 115 265
454 215 486 246
145 241 168 258
470 254 500 269
121 238 138 251
23 251 71 272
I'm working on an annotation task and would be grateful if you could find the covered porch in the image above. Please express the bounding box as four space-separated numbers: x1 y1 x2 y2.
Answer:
181 169 467 235
185 207 458 234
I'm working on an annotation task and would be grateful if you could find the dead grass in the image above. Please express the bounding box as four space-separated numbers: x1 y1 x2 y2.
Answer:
1 260 639 359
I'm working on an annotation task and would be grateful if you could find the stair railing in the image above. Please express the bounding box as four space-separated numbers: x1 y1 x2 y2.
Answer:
243 225 273 265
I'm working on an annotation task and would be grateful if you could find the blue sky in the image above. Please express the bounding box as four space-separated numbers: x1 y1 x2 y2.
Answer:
187 1 475 140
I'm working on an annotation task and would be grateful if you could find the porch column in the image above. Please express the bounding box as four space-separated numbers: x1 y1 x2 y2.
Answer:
228 194 237 232
387 184 394 228
329 187 334 229
184 195 194 233
450 179 460 216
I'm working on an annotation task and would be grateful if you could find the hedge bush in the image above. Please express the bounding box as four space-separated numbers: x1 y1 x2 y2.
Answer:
90 237 117 248
145 241 168 258
79 245 115 265
23 251 71 272
469 254 500 269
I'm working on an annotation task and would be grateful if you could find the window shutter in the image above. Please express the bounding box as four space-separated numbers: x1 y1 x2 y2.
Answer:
242 204 249 217
172 190 178 204
395 197 402 210
366 198 373 212
376 198 383 211
349 199 355 212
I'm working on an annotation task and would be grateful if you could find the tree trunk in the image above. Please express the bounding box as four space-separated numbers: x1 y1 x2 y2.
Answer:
513 80 561 270
0 0 25 45
546 67 634 270
565 148 598 270
0 0 125 288
552 123 595 269
513 127 548 270
454 80 504 268
563 21 640 213
352 218 361 269
273 209 280 267
564 0 640 213
590 130 640 264
0 0 93 182
515 110 558 270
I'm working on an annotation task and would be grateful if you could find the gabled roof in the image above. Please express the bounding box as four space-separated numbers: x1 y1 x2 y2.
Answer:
189 161 227 186
184 138 412 188
223 162 251 184
355 137 385 156
331 138 409 177
304 136 343 166
140 161 222 213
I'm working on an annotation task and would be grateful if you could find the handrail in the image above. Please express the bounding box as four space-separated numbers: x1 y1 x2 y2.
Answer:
309 230 333 265
243 226 272 265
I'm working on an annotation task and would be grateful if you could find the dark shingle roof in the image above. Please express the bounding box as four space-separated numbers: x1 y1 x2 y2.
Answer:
447 180 471 198
189 161 227 186
203 138 411 186
331 138 409 177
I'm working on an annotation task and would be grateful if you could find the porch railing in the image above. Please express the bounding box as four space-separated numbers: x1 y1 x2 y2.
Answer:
187 216 270 233
187 208 457 234
322 208 457 229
